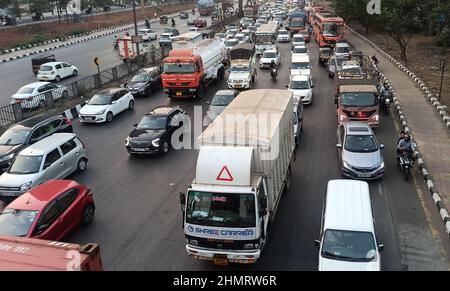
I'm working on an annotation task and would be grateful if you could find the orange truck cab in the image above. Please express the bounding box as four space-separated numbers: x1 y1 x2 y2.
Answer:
0 235 103 271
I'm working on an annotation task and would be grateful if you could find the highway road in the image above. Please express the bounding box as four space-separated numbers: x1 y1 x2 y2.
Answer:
0 13 211 103
47 37 450 270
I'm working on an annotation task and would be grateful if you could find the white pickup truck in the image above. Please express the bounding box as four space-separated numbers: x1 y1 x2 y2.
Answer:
227 43 257 90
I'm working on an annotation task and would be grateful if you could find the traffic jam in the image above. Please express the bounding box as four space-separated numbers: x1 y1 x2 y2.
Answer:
0 0 444 272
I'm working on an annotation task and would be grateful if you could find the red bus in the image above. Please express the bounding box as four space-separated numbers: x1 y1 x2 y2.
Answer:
313 12 345 48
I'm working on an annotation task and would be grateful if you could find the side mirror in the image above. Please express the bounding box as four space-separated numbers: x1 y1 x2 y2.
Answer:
288 66 291 69
378 244 384 252
336 144 343 149
179 192 186 212
380 144 385 149
314 239 320 248
133 123 138 127
299 117 303 122
334 97 338 105
311 84 315 88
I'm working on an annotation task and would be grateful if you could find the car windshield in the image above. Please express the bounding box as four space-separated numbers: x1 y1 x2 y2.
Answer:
163 62 195 74
137 115 167 130
279 31 288 35
8 155 43 174
88 94 112 105
230 66 249 72
160 34 171 39
186 191 256 228
262 52 276 58
39 65 52 71
341 92 378 107
292 37 304 42
225 40 239 47
290 80 310 90
292 62 310 70
0 209 39 237
345 135 378 153
17 87 34 95
322 229 377 262
293 47 307 54
337 46 349 53
211 94 235 106
131 74 150 82
0 127 31 146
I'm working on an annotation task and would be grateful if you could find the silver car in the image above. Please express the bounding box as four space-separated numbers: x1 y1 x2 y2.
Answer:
336 122 385 180
0 133 88 199
203 90 238 126
327 55 346 78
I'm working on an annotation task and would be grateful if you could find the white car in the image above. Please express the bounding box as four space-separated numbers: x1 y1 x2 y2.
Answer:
11 82 69 109
37 62 78 82
291 54 311 76
291 45 308 57
158 32 174 46
138 28 157 41
234 33 248 44
79 88 135 123
334 42 351 59
259 49 281 68
291 34 305 49
224 38 239 51
277 29 291 42
188 26 200 32
287 74 314 105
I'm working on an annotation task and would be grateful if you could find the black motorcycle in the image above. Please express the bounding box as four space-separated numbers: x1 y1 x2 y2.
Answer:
399 151 413 181
380 87 392 115
270 66 277 81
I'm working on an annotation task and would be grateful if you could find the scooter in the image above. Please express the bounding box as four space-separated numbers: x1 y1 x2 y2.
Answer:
380 88 392 115
399 151 413 181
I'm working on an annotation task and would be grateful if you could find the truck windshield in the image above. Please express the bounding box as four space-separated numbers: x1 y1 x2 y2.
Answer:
186 191 256 228
255 35 273 45
163 62 195 74
322 23 344 37
321 229 377 262
230 66 249 72
0 209 39 237
341 92 378 107
291 62 310 69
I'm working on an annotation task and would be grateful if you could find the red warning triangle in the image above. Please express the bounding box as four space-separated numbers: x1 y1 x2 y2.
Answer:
216 165 233 181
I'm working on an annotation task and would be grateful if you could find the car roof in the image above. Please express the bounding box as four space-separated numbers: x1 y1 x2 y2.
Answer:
344 122 373 135
21 82 51 88
292 34 305 38
264 49 277 53
336 42 349 47
7 180 81 211
14 114 60 129
20 133 77 156
138 67 159 74
324 179 375 232
40 62 64 66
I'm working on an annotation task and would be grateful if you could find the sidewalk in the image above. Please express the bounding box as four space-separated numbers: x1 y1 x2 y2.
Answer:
346 29 450 211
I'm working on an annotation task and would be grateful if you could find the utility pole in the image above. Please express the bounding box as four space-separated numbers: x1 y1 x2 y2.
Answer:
438 58 447 102
132 0 141 66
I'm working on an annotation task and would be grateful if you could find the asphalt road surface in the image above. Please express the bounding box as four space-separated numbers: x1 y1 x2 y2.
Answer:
44 38 450 270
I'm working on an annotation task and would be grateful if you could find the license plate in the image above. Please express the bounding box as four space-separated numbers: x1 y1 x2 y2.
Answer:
213 257 228 266
83 116 94 120
132 148 146 152
41 76 48 79
234 84 242 88
358 173 372 178
1 192 17 197
176 92 182 96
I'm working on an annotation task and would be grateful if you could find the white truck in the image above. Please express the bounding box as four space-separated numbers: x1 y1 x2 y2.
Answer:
227 43 257 90
179 89 296 264
162 38 227 98
117 36 148 61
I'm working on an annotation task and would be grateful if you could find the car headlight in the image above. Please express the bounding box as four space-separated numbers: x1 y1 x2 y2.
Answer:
377 161 385 169
20 181 32 192
343 161 352 170
96 109 106 115
0 153 14 162
152 138 160 147
125 138 129 146
189 239 198 246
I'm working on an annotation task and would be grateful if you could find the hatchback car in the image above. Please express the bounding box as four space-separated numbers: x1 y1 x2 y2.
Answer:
0 180 94 241
126 106 186 155
336 122 385 180
11 82 69 109
259 49 281 68
287 74 314 105
0 133 88 199
277 29 291 42
79 88 135 123
138 28 157 41
159 32 175 47
291 34 305 50
37 62 78 82
334 42 351 59
203 90 239 126
0 114 72 172
291 45 308 57
126 67 161 97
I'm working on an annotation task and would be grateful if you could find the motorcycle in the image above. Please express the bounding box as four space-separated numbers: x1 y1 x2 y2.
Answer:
379 87 392 115
270 66 277 81
399 151 413 181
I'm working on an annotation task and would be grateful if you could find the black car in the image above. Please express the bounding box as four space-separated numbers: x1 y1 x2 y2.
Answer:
126 106 186 155
180 11 189 19
125 67 161 97
0 114 73 172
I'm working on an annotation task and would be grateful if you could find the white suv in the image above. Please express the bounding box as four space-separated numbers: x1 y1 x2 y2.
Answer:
277 29 291 42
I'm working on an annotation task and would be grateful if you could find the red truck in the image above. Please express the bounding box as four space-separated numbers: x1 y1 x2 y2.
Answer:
0 235 103 271
161 38 227 99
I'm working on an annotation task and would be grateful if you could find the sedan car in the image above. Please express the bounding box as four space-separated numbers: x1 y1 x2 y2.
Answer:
234 33 248 44
291 45 308 57
79 88 135 123
11 82 69 109
0 133 88 199
126 66 161 97
259 49 281 68
0 114 72 172
291 34 305 50
126 106 186 155
138 28 157 41
336 122 385 180
37 62 78 82
203 90 238 126
287 74 314 105
0 180 94 241
277 29 291 42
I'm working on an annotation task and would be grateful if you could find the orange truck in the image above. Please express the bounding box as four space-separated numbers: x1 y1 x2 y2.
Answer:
0 235 103 271
161 38 227 99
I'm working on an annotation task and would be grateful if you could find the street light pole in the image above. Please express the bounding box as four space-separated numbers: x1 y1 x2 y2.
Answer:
438 58 447 102
132 1 141 66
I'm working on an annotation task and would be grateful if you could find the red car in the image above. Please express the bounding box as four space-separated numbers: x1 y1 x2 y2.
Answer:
299 30 310 42
0 180 95 241
194 19 207 28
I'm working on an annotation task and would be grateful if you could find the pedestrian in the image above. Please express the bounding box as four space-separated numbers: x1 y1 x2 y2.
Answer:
154 12 157 19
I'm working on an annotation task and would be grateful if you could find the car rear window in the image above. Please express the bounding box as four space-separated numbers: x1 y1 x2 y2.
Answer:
17 87 34 94
40 65 53 71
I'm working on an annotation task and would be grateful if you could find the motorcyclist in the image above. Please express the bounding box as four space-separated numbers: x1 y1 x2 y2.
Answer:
145 19 151 29
371 55 379 65
397 133 415 164
270 60 277 79
171 18 175 27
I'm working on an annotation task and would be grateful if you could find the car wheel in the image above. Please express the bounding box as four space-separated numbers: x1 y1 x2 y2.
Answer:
73 70 78 76
81 204 95 225
162 141 170 154
77 158 88 172
55 75 61 82
128 100 135 110
106 112 113 122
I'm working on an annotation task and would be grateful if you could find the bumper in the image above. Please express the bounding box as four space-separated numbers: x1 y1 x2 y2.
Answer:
164 88 198 98
259 63 271 68
128 89 147 96
79 114 106 123
228 82 250 89
341 167 385 180
186 244 261 264
277 37 290 42
0 189 25 198
37 75 55 81
126 145 161 154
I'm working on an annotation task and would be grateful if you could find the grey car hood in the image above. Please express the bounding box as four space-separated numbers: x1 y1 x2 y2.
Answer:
342 149 382 168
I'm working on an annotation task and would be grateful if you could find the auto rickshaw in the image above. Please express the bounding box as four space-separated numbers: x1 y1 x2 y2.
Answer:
318 47 333 67
160 15 168 24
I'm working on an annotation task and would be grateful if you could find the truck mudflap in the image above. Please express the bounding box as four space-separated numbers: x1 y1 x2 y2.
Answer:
186 245 261 264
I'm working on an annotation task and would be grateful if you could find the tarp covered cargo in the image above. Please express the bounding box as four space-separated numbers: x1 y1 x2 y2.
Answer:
229 43 255 60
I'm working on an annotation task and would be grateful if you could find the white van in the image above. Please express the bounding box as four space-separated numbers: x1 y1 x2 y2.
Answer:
290 54 310 76
315 179 383 271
